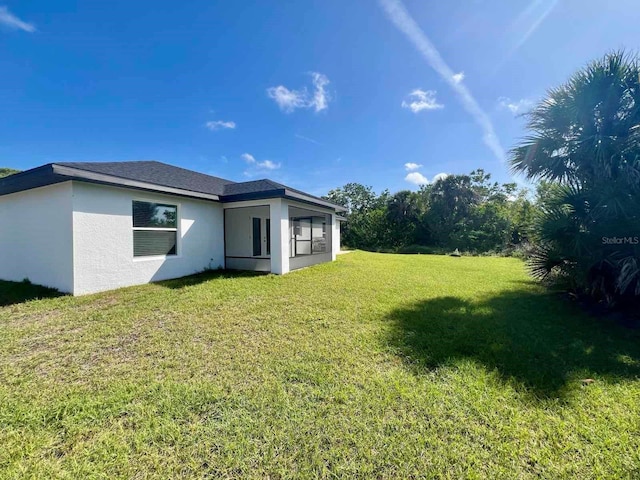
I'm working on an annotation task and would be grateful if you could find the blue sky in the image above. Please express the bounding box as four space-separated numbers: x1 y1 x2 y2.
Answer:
1 1 638 196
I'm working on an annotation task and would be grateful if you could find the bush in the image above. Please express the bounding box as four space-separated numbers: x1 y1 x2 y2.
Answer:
396 245 437 255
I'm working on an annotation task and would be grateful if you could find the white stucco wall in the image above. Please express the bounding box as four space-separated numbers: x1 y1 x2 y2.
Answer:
222 199 339 274
0 182 74 292
224 205 270 258
71 182 224 295
0 181 343 294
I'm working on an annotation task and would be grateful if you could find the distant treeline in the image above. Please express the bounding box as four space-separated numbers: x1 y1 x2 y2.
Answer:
0 168 20 178
324 169 538 256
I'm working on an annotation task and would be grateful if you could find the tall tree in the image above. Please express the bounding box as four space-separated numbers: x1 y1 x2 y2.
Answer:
511 51 640 305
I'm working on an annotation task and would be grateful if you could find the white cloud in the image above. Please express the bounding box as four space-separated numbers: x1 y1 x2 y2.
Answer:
266 85 308 113
404 171 448 186
257 159 280 170
498 97 533 114
404 162 423 171
401 89 443 113
205 120 236 131
380 0 506 163
267 72 331 113
452 72 465 84
241 153 256 164
309 72 330 112
0 6 35 32
432 172 449 183
405 172 430 185
241 153 281 172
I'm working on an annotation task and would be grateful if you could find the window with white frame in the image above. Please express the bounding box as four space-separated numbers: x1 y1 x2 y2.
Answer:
132 200 178 257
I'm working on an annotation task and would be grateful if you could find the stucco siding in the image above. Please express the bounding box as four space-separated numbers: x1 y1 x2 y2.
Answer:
71 182 224 295
225 257 271 272
224 205 270 258
0 182 74 292
289 253 333 271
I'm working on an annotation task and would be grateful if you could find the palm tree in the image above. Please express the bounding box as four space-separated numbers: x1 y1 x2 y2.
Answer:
511 51 640 306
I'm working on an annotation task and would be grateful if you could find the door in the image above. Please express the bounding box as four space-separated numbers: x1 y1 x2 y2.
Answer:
295 218 312 255
252 217 261 256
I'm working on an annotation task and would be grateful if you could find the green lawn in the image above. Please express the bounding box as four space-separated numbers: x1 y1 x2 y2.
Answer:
1 252 639 478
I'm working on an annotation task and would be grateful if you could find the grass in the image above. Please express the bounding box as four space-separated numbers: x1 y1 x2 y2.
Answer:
0 279 63 307
1 252 639 478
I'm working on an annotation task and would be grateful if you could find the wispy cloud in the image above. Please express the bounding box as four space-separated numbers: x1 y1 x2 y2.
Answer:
509 0 559 56
310 72 330 112
380 0 506 163
295 133 324 146
258 159 280 170
452 72 465 84
266 86 307 113
241 152 281 172
205 120 236 131
0 6 36 32
267 72 331 113
498 97 533 115
401 89 443 113
241 153 256 164
404 162 423 171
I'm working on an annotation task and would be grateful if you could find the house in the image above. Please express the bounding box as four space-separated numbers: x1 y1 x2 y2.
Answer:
0 161 346 295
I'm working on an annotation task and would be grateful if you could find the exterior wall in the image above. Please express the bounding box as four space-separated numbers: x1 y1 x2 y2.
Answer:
225 257 271 272
0 179 343 295
223 198 339 275
290 253 333 270
224 205 270 258
332 215 341 260
72 182 224 295
222 199 288 274
271 199 290 274
0 182 74 292
288 202 333 271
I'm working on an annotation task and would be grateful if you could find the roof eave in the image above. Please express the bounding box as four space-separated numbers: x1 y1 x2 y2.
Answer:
283 189 347 212
221 189 346 212
0 164 66 196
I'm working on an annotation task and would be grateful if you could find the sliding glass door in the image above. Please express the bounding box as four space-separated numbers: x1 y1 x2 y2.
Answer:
290 216 328 257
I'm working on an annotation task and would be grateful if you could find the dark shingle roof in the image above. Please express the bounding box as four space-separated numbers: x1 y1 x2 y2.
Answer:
56 161 235 196
222 179 284 196
0 160 345 211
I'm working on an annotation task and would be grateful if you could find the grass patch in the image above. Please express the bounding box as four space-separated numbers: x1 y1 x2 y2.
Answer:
1 252 639 478
0 279 64 307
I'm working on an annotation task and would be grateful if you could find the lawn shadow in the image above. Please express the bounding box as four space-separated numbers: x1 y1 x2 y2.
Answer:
158 269 269 289
0 280 66 307
386 289 640 399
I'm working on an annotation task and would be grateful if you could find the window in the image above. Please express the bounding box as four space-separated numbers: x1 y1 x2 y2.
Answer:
312 218 327 253
290 215 328 256
266 218 271 255
252 217 261 256
132 201 178 257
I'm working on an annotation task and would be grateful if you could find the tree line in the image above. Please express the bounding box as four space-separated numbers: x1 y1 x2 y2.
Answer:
327 51 640 309
325 170 537 255
0 168 20 178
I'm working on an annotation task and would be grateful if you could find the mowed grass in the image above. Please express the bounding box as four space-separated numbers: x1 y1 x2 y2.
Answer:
1 252 640 479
